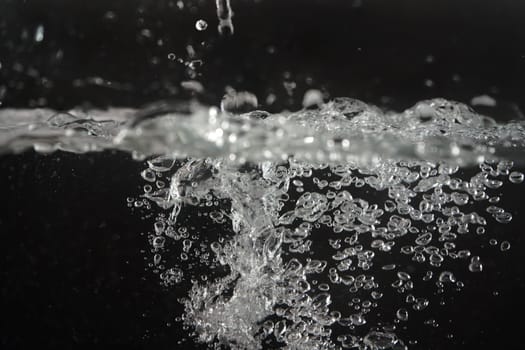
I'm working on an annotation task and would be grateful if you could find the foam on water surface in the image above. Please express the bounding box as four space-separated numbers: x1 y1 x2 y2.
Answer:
1 97 525 349
1 98 524 165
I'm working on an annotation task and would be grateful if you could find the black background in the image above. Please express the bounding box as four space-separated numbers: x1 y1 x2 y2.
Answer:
1 0 524 114
1 0 525 349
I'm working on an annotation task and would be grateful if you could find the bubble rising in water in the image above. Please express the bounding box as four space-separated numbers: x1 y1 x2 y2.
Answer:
509 171 524 184
195 19 208 31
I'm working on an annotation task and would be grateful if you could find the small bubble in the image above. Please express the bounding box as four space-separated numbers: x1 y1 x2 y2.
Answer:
141 169 156 182
500 241 511 251
469 256 483 272
494 212 512 224
168 53 177 60
424 79 434 87
509 171 524 184
396 308 409 321
140 28 153 39
153 253 161 265
382 264 396 271
153 234 166 246
195 19 208 31
397 271 411 281
104 11 117 21
438 271 456 283
476 226 485 235
154 221 166 235
34 25 44 42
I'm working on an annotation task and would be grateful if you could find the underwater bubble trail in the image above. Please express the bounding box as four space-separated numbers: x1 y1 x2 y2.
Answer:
136 154 521 349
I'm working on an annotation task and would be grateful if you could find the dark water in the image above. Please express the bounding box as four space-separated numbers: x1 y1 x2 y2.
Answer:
1 1 525 349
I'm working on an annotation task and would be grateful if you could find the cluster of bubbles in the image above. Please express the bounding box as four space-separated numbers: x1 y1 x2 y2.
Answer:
122 96 524 349
135 148 522 349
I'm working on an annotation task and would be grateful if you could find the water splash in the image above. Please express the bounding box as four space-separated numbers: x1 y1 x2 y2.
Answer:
1 97 524 349
1 98 524 165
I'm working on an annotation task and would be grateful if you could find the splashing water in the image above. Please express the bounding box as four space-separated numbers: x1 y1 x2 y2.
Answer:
2 98 525 163
1 97 525 349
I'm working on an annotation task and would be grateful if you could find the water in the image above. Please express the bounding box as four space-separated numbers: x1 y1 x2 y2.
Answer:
2 1 525 348
1 96 525 349
2 98 525 164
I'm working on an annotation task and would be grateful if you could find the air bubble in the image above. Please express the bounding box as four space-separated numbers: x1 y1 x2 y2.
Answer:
494 212 512 223
195 19 208 31
34 25 44 42
438 271 456 283
141 169 156 182
500 241 511 251
509 171 524 184
469 256 483 272
396 308 409 321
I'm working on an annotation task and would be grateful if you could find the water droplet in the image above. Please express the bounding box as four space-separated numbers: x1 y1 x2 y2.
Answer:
221 90 258 114
302 89 324 108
